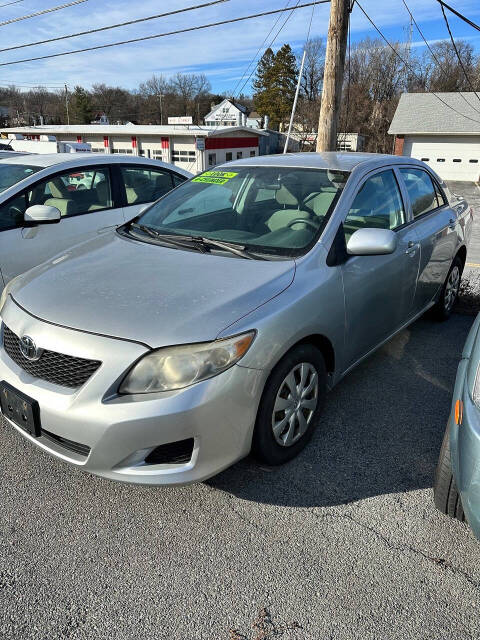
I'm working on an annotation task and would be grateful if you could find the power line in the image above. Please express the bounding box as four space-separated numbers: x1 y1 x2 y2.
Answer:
230 0 295 98
0 1 330 67
235 0 306 98
440 2 480 104
0 0 232 54
402 0 480 115
0 0 25 7
355 1 480 125
436 0 480 33
0 0 87 28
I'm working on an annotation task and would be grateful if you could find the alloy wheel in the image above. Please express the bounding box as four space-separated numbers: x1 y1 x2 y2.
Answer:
271 362 318 447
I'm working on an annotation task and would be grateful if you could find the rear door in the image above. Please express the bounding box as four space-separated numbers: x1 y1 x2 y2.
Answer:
398 167 457 312
0 164 123 285
119 164 187 221
341 168 421 366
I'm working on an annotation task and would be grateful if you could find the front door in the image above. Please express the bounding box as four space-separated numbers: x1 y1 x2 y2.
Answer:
0 165 124 287
341 168 420 367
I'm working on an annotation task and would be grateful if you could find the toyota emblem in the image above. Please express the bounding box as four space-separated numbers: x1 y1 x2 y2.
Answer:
19 335 43 361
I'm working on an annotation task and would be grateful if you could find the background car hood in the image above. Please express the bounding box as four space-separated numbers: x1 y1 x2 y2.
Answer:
10 232 295 347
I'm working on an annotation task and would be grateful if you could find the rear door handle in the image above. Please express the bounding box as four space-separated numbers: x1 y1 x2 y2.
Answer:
405 241 420 256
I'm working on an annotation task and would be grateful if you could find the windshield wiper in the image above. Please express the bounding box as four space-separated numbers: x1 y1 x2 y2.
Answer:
128 223 209 252
191 236 266 260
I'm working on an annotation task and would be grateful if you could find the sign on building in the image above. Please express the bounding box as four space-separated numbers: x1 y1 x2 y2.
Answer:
168 116 193 125
196 137 205 151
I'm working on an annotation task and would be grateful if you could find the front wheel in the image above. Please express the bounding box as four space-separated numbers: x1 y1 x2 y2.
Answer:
433 425 465 522
252 344 327 465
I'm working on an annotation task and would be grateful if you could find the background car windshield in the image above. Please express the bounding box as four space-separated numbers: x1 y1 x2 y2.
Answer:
138 167 348 255
0 164 42 193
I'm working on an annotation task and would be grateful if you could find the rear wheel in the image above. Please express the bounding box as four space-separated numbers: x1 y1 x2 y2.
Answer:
434 425 465 521
431 256 462 321
252 344 327 465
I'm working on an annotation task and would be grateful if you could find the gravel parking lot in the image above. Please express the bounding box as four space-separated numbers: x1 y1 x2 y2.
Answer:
1 183 480 640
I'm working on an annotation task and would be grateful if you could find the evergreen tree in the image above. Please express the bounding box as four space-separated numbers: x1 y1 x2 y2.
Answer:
70 86 92 124
253 45 298 130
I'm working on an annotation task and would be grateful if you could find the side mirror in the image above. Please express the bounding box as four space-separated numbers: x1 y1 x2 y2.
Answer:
347 228 397 256
24 205 61 224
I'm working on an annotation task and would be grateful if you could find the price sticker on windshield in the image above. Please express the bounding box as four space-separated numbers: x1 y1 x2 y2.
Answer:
192 171 238 185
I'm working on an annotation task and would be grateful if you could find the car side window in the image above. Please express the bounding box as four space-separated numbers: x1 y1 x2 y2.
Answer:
0 193 28 231
27 167 113 218
121 166 175 206
344 169 405 241
433 180 446 207
399 168 438 217
172 173 187 187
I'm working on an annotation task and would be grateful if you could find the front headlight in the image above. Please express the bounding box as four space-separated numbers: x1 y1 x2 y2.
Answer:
119 331 256 394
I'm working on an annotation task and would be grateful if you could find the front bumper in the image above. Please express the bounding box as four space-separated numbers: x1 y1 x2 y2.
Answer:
450 355 480 538
0 300 266 485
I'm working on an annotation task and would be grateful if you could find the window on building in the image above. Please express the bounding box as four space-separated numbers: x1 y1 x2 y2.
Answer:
121 166 176 205
112 148 133 154
172 150 196 164
420 157 429 161
237 151 243 159
400 168 438 217
344 170 405 241
208 153 217 166
437 158 445 162
152 151 164 160
470 159 478 163
250 150 256 157
225 152 233 162
453 159 462 163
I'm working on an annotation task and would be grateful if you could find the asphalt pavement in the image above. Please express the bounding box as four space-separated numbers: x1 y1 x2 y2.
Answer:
1 184 480 640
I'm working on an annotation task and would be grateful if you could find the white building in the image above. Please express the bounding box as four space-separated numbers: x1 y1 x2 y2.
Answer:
0 124 268 173
204 98 249 127
389 92 480 182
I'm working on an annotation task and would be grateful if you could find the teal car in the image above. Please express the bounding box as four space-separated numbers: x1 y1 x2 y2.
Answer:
434 313 480 537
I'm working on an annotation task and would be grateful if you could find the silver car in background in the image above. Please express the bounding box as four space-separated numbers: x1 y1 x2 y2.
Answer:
0 153 191 288
0 152 472 485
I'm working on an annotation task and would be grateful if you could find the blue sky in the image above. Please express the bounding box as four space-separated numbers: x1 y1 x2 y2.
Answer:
0 0 479 94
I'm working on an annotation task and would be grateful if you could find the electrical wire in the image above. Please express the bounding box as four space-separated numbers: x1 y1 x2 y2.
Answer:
0 0 25 7
0 0 329 68
229 0 295 98
0 0 87 28
440 2 480 104
0 0 232 54
355 1 480 126
402 0 480 115
436 0 480 33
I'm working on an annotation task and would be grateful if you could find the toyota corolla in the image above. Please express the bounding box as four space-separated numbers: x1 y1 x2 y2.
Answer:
0 152 472 485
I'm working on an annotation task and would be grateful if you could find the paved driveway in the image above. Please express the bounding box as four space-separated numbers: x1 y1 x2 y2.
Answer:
1 313 479 640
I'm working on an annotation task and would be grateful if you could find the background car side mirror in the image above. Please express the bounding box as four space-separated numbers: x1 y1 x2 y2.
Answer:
346 228 397 256
24 205 61 224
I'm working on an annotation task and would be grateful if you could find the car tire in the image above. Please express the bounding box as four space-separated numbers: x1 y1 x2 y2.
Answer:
433 425 465 522
431 256 463 321
252 344 327 466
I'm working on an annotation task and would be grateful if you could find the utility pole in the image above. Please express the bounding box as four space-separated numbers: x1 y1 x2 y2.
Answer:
316 0 350 152
64 83 70 125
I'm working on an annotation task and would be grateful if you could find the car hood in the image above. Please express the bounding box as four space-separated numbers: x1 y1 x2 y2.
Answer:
10 231 295 347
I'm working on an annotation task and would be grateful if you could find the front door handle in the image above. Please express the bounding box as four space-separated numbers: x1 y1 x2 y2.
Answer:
405 241 420 256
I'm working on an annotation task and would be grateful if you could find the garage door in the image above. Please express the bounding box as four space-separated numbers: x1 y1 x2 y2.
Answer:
403 135 480 181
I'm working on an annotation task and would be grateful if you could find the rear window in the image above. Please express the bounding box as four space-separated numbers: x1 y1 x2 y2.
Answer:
0 164 42 193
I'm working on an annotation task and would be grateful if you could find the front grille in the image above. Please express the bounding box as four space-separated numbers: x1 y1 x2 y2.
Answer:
3 324 101 389
145 438 194 465
41 428 91 458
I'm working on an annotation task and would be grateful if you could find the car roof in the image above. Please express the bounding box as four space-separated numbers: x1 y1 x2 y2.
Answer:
0 152 192 176
218 151 425 172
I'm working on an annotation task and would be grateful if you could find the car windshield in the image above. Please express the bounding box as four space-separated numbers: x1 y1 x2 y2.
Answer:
135 166 349 257
0 164 42 193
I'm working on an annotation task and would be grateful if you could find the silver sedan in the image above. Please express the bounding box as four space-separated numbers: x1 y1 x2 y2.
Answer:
0 152 472 485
